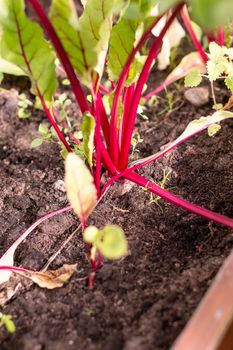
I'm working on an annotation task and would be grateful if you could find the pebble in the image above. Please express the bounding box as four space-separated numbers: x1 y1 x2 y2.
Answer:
184 87 209 106
54 179 66 192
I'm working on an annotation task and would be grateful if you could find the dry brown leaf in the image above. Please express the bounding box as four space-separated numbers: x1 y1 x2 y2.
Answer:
65 153 97 223
16 264 77 289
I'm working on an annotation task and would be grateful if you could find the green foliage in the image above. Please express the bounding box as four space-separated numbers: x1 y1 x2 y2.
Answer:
225 76 233 94
81 113 95 168
187 0 233 31
108 1 154 84
84 225 128 260
184 68 202 87
17 93 32 119
0 56 26 80
0 313 16 333
185 43 233 98
54 93 72 122
0 0 57 103
31 138 43 148
50 0 124 87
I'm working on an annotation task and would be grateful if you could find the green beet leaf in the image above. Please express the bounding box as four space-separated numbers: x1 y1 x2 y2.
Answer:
97 225 128 260
84 224 128 260
50 0 124 87
108 0 156 84
0 0 57 103
187 0 233 30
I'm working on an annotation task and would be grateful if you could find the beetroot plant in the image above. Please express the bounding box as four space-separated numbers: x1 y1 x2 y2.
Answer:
0 0 233 287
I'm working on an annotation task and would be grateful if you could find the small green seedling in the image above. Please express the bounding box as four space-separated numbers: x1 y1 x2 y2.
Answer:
0 313 16 333
131 132 143 154
17 93 32 119
84 225 128 260
185 42 233 109
148 169 173 211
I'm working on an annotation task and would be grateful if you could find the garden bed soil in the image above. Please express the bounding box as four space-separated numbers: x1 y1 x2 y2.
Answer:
0 75 232 350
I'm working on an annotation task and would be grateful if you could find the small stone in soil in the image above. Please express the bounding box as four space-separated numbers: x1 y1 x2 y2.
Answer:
54 179 66 192
184 87 210 107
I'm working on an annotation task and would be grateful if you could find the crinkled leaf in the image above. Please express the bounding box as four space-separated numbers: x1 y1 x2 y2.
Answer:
65 153 97 223
0 0 57 103
50 0 123 86
207 61 225 81
81 113 95 168
185 68 202 87
16 264 77 289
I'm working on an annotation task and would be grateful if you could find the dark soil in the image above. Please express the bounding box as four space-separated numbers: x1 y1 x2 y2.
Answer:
0 77 232 350
0 46 233 350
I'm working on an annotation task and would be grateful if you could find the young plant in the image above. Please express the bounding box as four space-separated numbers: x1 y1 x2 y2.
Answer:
185 42 233 110
0 313 16 334
0 0 233 287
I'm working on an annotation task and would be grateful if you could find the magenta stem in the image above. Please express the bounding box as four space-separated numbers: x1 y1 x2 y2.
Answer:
28 0 90 114
99 84 110 95
118 84 135 156
0 266 30 274
125 172 233 229
109 16 162 167
119 5 182 170
180 6 208 63
218 25 225 46
92 90 101 197
0 206 72 264
97 91 111 151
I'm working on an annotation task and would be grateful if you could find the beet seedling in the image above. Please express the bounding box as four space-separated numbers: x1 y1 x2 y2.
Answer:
0 0 233 287
0 313 16 334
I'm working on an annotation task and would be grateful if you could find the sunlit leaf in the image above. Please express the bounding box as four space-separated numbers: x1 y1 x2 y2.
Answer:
207 61 225 81
0 57 26 77
96 225 128 260
84 224 128 260
0 0 57 103
108 1 156 83
65 153 97 223
185 68 202 87
50 0 124 86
